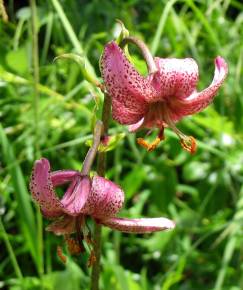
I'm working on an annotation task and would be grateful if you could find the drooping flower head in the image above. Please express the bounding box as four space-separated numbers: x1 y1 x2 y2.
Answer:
30 158 175 262
101 40 228 153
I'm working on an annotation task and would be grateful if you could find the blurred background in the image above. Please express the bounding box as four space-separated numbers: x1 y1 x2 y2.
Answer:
0 0 243 289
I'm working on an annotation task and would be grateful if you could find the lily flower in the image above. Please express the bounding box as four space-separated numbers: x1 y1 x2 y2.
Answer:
101 41 228 153
30 158 175 242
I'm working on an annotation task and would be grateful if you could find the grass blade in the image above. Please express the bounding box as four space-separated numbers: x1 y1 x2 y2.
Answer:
0 125 39 271
150 0 178 55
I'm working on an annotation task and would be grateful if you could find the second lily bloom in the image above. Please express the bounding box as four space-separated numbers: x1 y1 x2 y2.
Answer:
30 158 175 236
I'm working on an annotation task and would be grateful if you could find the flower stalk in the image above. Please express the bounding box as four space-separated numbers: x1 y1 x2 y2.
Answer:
81 121 103 176
91 94 111 290
120 36 158 74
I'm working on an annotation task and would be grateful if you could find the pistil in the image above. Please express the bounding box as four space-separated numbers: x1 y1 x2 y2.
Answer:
164 112 197 154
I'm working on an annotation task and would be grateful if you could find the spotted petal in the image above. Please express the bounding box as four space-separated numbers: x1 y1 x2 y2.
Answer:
171 56 228 119
82 176 124 218
30 158 63 218
99 217 175 233
101 41 152 125
144 57 199 103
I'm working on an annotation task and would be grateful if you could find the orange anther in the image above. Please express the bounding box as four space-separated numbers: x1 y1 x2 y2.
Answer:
137 128 164 151
66 237 84 255
57 246 67 264
87 250 97 267
137 137 150 150
137 137 158 151
180 136 197 154
84 233 93 245
147 137 161 152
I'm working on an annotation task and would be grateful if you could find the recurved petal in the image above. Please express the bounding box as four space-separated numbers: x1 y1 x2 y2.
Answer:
101 41 151 125
145 57 199 103
51 170 79 186
128 117 145 132
83 176 124 218
99 217 175 233
30 158 63 218
61 176 91 216
172 56 228 118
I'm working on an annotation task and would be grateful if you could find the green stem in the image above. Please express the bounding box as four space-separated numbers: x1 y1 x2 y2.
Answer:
150 0 177 55
0 218 23 279
81 121 103 175
40 12 53 64
30 0 40 155
51 0 82 53
50 0 97 80
90 94 112 290
30 0 43 277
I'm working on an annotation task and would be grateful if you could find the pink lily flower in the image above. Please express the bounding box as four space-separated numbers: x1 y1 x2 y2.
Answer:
101 41 228 153
30 158 175 237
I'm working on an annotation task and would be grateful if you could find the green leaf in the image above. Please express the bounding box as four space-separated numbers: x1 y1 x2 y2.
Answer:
54 53 100 87
6 46 29 74
161 257 186 290
113 265 130 290
45 260 86 290
7 260 87 290
0 125 39 271
183 161 210 182
121 165 146 199
150 165 177 211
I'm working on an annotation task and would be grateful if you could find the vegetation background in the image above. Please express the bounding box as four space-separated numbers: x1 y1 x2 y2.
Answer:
0 0 243 289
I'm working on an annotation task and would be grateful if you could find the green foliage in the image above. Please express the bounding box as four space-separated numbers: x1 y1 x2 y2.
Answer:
0 0 243 290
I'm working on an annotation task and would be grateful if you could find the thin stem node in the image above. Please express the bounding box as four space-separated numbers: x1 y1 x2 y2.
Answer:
120 36 158 74
81 121 104 176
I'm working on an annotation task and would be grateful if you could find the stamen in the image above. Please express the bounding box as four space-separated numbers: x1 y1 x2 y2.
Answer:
57 246 67 264
164 112 197 154
65 215 84 255
84 232 93 245
83 233 96 267
65 236 84 255
87 250 97 267
180 136 197 154
137 128 164 152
